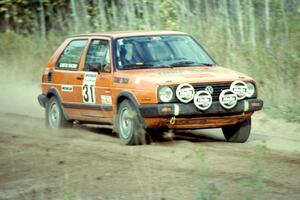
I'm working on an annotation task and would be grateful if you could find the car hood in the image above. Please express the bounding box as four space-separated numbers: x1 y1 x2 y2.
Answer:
117 66 254 86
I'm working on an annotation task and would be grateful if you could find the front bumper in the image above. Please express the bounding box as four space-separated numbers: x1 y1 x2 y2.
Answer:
139 98 263 118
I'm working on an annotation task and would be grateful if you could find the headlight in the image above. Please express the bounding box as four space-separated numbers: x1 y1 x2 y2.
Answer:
176 83 195 103
194 91 213 110
230 80 248 100
246 82 256 97
219 89 238 109
158 87 173 102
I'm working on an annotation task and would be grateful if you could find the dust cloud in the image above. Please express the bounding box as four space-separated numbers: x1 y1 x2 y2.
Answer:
0 68 42 118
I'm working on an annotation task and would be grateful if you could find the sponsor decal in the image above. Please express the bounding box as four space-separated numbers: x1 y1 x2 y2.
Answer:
59 63 77 69
135 77 141 84
176 83 195 103
82 72 98 104
101 95 112 105
193 91 212 110
230 80 248 100
114 77 129 84
61 85 73 92
154 69 212 75
219 89 238 109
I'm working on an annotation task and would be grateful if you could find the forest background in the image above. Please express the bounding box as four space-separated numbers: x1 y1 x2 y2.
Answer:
0 0 299 121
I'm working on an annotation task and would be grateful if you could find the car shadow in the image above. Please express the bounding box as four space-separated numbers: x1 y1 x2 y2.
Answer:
173 130 225 143
79 124 225 144
77 124 119 139
150 130 225 144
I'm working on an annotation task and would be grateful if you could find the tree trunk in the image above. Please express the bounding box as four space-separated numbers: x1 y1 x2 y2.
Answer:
203 0 209 22
78 0 90 32
142 1 151 30
248 0 256 48
97 0 108 31
235 0 245 44
57 7 66 34
123 0 135 30
280 0 289 38
153 0 162 29
264 0 270 48
70 0 79 33
3 10 9 32
194 0 203 33
39 0 46 40
221 0 235 49
12 4 19 34
109 1 118 30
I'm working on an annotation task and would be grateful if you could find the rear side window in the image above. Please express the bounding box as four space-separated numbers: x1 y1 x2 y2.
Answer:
56 39 87 70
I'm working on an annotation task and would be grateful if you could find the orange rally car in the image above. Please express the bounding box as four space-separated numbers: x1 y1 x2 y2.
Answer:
38 31 263 145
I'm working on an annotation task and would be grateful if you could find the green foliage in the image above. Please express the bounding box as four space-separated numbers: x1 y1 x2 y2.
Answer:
186 144 270 200
159 0 180 30
62 169 74 200
186 148 222 200
239 144 270 200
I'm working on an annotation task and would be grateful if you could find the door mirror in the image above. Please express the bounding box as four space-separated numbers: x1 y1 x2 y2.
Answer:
101 63 112 73
88 64 101 74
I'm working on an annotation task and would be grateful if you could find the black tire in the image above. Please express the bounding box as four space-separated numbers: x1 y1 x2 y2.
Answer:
116 100 146 145
222 117 251 143
45 96 72 128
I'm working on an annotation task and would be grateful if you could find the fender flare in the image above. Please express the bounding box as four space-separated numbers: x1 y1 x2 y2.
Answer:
116 91 140 112
115 91 147 129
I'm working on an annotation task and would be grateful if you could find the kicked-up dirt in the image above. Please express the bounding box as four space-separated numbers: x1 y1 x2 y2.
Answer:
0 82 300 200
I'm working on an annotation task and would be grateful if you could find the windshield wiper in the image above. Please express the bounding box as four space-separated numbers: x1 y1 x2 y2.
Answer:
197 63 214 66
170 61 214 67
122 62 154 69
170 61 196 67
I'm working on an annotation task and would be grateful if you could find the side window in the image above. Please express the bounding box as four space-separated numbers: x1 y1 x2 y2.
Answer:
57 39 87 70
84 39 111 73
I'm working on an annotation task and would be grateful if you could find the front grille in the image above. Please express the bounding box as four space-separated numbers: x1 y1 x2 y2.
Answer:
191 82 231 101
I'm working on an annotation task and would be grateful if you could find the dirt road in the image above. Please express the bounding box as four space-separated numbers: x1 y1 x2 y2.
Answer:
0 82 300 200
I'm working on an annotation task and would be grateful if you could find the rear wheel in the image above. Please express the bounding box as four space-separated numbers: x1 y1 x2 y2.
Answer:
116 100 146 145
45 96 72 128
222 117 251 143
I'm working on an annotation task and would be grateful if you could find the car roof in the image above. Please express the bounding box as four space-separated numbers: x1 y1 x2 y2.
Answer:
72 30 188 39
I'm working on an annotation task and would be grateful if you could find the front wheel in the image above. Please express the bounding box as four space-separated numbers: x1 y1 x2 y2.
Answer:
222 117 251 143
116 100 146 145
45 96 72 128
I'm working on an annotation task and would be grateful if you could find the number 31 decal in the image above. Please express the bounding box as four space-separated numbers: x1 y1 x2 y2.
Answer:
82 84 95 103
82 72 97 104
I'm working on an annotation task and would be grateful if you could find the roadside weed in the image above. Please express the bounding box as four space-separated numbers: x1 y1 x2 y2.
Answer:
240 144 270 200
186 148 221 200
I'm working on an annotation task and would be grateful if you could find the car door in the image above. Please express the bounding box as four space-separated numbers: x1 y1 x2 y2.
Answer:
79 38 114 123
52 38 88 118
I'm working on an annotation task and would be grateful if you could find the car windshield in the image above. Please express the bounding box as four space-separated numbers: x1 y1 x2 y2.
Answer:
115 35 215 70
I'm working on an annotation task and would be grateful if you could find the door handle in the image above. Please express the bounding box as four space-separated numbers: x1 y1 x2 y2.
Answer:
105 90 111 93
77 76 84 80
